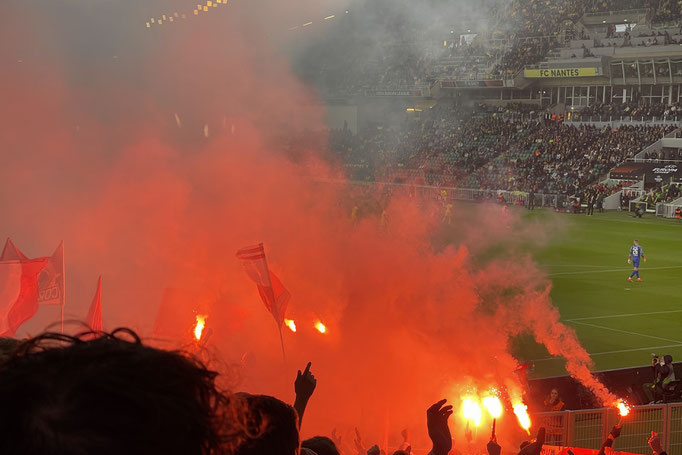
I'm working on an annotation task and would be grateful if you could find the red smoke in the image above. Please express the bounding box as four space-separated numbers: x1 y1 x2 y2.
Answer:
0 3 615 451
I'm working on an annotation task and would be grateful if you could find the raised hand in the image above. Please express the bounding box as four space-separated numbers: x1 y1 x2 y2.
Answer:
401 428 410 443
427 399 453 455
648 431 663 455
487 439 502 455
295 361 317 401
331 428 342 448
354 427 366 455
519 427 546 455
293 362 317 427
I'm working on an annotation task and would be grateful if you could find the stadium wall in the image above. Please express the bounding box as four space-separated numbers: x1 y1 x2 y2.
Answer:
529 362 682 411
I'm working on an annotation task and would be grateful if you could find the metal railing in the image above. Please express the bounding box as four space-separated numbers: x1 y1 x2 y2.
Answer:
616 406 667 454
534 404 679 454
583 8 649 18
566 116 682 126
570 409 607 450
667 404 682 455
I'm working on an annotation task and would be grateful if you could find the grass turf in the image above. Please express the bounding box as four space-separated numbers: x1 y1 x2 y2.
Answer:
515 208 682 378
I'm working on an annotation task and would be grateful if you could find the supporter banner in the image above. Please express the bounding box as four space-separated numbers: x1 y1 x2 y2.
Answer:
524 68 598 78
542 445 639 455
438 80 504 88
455 80 504 88
365 89 424 97
610 162 682 181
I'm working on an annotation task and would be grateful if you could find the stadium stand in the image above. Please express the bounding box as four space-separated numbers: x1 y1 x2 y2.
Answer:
315 0 682 217
331 109 674 196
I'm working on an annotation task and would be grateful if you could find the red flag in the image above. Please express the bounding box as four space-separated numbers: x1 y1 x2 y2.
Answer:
37 242 64 306
0 239 64 306
0 258 48 337
236 243 290 326
85 276 102 332
0 238 28 261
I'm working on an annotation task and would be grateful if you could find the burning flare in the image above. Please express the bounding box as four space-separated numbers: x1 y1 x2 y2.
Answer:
315 321 327 334
284 319 297 333
513 403 532 435
483 396 503 419
462 397 483 426
616 399 631 417
194 314 207 341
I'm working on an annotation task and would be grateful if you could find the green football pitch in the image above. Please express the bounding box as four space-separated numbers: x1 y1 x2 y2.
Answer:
514 209 682 379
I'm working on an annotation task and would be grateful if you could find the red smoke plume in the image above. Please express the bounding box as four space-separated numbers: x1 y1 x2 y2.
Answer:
0 2 615 450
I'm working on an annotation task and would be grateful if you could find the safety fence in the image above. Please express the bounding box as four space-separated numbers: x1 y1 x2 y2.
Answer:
387 184 560 209
321 178 636 211
565 117 682 127
534 404 682 455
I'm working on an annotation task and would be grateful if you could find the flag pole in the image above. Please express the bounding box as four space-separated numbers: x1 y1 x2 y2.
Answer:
278 324 286 361
61 241 65 335
261 244 286 362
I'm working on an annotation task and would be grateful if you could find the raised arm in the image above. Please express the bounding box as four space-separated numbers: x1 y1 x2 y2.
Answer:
597 425 621 455
294 362 317 427
648 431 667 455
426 399 453 455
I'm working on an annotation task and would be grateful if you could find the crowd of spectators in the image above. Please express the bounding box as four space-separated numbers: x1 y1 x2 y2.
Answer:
0 330 658 454
650 0 682 24
643 148 682 159
0 328 676 455
577 101 682 121
640 183 682 208
300 0 682 94
332 104 674 196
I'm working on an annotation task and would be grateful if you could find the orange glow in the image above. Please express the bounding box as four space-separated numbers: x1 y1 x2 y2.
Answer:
616 399 631 416
513 403 531 434
462 397 482 426
284 319 297 332
194 314 206 340
315 321 327 334
483 396 503 419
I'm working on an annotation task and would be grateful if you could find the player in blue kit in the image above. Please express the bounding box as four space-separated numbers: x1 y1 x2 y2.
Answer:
627 239 646 282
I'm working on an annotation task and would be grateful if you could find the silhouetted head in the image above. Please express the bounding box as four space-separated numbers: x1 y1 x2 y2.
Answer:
0 337 20 362
234 393 299 455
302 436 340 455
0 329 243 455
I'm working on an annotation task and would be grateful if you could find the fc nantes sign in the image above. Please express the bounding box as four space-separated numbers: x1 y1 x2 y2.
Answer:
524 68 598 78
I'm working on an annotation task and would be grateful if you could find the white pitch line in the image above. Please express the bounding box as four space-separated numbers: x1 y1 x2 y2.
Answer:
532 343 682 362
567 320 682 344
566 309 682 322
548 265 682 276
542 264 612 268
